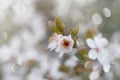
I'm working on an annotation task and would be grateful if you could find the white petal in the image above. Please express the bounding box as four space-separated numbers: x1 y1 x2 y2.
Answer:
59 52 64 58
103 64 110 73
101 38 108 46
47 44 52 49
86 38 96 48
94 34 108 48
88 49 97 60
89 70 100 80
48 42 57 51
55 46 61 53
97 49 110 65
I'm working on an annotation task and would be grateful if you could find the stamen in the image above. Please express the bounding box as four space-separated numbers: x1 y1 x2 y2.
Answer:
61 39 70 48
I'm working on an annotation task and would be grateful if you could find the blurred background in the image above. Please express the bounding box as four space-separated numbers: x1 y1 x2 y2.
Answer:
0 0 120 80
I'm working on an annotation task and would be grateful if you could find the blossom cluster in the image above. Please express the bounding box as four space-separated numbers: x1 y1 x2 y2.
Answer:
48 17 116 80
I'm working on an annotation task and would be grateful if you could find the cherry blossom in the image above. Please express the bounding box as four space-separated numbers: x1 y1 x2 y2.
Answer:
48 33 74 57
55 35 74 57
48 33 63 51
86 34 111 73
89 63 101 80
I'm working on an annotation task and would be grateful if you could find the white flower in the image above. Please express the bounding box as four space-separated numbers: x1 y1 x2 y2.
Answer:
48 33 63 51
55 35 74 57
64 56 78 68
86 34 110 73
48 33 74 57
89 70 100 80
86 34 108 60
89 63 101 80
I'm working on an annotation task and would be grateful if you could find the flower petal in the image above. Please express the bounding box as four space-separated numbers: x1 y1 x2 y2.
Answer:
97 49 110 65
88 49 97 60
89 70 100 80
55 46 61 53
103 64 111 73
59 52 64 58
101 38 108 46
86 38 96 48
48 42 57 51
94 34 108 48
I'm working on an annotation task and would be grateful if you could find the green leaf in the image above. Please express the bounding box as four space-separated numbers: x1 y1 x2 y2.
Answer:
55 17 65 33
69 25 80 37
76 48 88 61
51 26 61 34
73 37 77 48
48 21 61 34
59 64 69 73
69 28 74 35
73 25 80 36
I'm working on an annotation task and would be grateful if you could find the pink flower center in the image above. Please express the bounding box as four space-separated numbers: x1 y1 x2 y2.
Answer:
61 39 70 48
95 48 100 53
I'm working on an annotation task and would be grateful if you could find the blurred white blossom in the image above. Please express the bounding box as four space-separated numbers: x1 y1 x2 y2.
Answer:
89 63 101 80
103 8 111 18
92 13 103 25
64 56 78 68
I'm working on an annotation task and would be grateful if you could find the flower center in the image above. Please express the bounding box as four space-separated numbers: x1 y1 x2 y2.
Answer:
95 48 100 53
61 39 70 48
